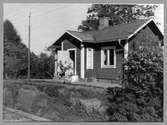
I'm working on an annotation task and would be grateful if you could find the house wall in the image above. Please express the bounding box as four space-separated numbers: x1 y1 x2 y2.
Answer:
84 42 124 83
128 24 161 51
62 39 81 77
95 48 123 82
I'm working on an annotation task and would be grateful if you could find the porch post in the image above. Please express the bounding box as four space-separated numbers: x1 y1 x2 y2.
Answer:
80 44 85 79
124 40 129 59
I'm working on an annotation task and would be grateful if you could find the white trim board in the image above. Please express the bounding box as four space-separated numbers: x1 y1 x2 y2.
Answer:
80 46 85 78
124 42 129 59
61 42 64 50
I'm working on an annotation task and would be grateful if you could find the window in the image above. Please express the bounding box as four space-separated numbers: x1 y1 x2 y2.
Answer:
86 48 94 69
101 48 116 68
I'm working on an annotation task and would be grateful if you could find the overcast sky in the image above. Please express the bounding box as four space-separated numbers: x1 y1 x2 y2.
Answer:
3 4 164 55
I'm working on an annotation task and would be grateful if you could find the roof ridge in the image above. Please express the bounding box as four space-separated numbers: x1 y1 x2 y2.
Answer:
67 19 149 33
66 30 77 33
98 19 149 31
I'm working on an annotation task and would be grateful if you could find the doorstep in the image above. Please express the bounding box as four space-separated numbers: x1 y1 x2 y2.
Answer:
72 81 122 88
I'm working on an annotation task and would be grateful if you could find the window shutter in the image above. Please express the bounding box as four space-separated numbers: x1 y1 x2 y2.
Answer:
86 48 94 69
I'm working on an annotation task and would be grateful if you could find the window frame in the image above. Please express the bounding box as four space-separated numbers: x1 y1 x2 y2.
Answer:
101 47 116 68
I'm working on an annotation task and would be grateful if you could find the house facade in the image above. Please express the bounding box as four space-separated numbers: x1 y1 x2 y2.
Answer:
49 18 163 83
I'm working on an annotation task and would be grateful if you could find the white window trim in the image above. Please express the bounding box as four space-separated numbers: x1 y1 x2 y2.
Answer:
67 48 77 75
86 48 94 69
101 47 116 68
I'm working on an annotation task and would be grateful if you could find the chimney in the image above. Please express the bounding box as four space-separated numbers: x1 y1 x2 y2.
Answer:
98 17 110 30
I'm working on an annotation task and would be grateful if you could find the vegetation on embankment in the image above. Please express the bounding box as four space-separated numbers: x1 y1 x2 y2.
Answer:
3 80 107 121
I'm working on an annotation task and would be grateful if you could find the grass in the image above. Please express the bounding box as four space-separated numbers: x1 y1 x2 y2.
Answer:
3 79 107 121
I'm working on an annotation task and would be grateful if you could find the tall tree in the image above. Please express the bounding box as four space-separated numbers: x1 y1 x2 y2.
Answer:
4 19 55 79
4 20 28 78
78 4 157 31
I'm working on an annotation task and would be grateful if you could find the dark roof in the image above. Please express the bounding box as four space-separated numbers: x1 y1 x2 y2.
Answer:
95 19 149 42
67 30 95 42
67 19 151 43
50 19 163 47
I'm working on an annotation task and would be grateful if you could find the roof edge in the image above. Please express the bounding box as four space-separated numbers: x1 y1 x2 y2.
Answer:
48 31 83 50
127 19 160 40
66 31 83 42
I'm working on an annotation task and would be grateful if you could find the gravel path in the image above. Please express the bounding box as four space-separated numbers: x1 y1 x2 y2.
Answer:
3 108 33 121
3 107 51 121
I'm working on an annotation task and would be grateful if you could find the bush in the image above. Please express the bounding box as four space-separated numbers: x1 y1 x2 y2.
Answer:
106 46 163 122
123 47 163 91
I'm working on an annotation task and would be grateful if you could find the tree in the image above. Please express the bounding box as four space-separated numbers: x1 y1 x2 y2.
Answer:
36 53 55 79
4 20 28 78
106 45 163 122
78 4 157 31
4 19 55 79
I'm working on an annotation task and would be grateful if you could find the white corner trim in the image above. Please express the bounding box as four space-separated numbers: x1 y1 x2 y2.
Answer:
128 19 153 39
81 46 85 78
124 42 129 59
66 31 83 42
61 42 64 50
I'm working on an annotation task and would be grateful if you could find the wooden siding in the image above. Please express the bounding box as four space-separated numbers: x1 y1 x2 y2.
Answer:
95 47 123 80
85 42 124 81
129 25 161 51
62 39 81 77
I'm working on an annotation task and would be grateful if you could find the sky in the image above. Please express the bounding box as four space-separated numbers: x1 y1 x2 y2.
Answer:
3 4 164 55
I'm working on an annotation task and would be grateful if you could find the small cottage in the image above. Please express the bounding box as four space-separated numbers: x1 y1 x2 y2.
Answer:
49 17 163 83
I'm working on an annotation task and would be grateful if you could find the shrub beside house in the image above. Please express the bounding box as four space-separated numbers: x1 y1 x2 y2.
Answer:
106 45 163 122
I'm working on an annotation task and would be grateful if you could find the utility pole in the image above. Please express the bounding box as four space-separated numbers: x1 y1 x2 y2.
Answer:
28 12 31 80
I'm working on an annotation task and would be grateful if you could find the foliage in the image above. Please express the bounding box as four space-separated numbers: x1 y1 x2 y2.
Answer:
4 20 28 78
4 80 107 121
78 4 157 31
123 46 163 92
57 61 74 79
68 99 106 121
34 53 55 79
3 20 55 79
106 46 163 122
